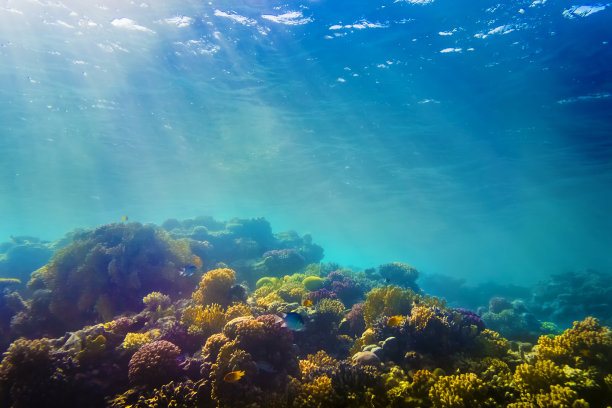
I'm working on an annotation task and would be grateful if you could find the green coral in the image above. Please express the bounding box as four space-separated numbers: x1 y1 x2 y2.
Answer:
256 276 279 289
76 334 106 364
302 276 325 291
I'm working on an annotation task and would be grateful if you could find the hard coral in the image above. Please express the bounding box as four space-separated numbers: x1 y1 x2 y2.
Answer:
192 268 236 306
26 223 195 333
428 373 487 408
536 316 612 368
128 340 181 387
181 304 226 337
379 262 419 290
363 286 416 327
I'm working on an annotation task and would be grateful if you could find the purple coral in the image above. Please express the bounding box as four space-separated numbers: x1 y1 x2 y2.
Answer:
345 303 366 337
128 340 181 387
309 288 337 303
453 308 485 332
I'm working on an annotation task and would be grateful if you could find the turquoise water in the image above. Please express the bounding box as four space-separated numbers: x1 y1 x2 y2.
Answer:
1 0 611 283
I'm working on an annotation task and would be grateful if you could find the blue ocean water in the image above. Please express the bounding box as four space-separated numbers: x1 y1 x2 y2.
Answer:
1 0 611 284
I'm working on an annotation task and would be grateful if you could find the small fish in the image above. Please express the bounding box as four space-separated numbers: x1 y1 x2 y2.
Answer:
387 315 403 327
256 360 277 374
121 216 128 221
192 255 203 268
283 312 305 331
179 265 197 277
302 299 313 307
223 370 245 383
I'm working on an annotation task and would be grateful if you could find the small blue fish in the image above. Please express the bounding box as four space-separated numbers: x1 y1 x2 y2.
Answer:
256 360 277 374
283 312 305 331
179 265 197 277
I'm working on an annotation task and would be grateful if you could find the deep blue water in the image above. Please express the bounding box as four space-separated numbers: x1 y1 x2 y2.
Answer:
1 0 611 283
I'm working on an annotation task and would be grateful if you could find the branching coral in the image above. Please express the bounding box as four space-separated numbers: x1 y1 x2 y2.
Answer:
536 317 612 368
290 375 337 408
142 292 172 311
108 380 210 408
362 286 416 328
429 373 488 408
121 330 162 352
181 303 226 337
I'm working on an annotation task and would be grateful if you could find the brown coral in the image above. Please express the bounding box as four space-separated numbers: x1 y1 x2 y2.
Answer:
128 340 181 387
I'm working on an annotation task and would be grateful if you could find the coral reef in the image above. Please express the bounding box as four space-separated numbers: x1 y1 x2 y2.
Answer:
0 217 610 408
379 262 420 291
24 223 196 334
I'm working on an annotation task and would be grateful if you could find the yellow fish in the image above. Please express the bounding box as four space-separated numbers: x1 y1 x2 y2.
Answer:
121 216 128 221
192 255 203 268
387 315 403 327
223 370 245 383
303 299 313 307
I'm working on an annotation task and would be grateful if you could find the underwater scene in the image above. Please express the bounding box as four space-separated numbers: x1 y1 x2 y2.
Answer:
1 0 612 407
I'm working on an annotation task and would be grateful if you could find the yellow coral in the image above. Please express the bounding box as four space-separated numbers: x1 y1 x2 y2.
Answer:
536 317 612 368
409 305 449 332
362 286 416 327
429 373 488 408
192 268 236 306
350 328 377 356
384 367 436 408
181 303 226 337
120 329 161 352
293 375 337 408
224 303 252 321
535 384 589 408
299 350 338 380
142 291 171 309
474 329 511 358
316 298 346 321
513 359 567 396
